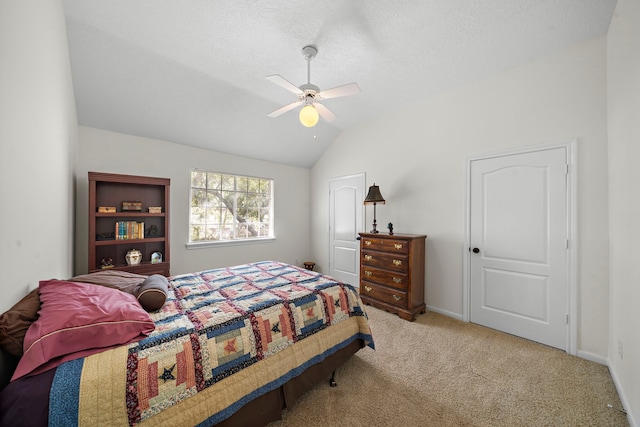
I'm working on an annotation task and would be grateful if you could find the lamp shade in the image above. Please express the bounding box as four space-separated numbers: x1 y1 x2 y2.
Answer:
364 184 385 205
299 104 319 127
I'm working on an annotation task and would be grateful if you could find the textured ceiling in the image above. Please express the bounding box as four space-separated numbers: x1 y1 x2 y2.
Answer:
62 0 617 168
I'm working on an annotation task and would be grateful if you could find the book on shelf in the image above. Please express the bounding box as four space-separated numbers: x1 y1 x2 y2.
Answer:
114 221 145 240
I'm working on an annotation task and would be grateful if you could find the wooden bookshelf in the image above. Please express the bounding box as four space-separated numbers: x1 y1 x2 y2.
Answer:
88 172 170 276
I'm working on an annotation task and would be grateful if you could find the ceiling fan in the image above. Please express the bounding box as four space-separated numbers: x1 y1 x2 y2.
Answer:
266 44 360 127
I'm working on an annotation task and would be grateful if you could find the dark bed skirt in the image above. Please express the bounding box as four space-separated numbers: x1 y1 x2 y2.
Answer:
214 338 364 427
0 339 365 427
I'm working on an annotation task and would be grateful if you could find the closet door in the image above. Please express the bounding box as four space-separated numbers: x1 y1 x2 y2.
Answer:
329 174 364 287
469 147 569 350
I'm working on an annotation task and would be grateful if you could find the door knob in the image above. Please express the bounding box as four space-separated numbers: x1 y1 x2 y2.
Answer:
472 248 480 254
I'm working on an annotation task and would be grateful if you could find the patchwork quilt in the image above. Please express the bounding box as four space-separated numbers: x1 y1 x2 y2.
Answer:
48 261 374 426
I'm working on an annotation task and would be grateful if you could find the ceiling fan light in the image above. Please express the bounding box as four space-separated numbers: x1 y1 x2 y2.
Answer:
299 104 319 127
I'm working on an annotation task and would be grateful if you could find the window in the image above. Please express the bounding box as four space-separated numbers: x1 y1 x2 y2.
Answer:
189 170 274 244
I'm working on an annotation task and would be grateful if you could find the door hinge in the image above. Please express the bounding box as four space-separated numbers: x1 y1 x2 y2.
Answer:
566 314 569 324
565 164 569 174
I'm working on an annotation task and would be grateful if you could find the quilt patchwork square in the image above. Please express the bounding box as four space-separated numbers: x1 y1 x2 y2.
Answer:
321 285 351 325
190 301 242 329
238 270 278 282
299 275 339 291
219 282 262 299
129 334 200 421
232 292 283 313
173 279 213 298
202 318 257 382
281 269 317 283
200 268 236 282
289 294 326 337
252 304 295 356
257 266 291 277
204 274 247 290
149 298 181 322
142 314 194 345
179 291 226 310
228 264 262 275
250 275 291 290
268 284 314 301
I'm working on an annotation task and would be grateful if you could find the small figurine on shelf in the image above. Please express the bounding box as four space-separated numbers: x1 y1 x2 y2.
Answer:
387 222 394 235
101 258 114 269
146 224 159 237
126 249 142 266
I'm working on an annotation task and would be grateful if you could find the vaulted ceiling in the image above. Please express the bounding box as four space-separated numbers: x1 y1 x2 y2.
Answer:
62 0 617 168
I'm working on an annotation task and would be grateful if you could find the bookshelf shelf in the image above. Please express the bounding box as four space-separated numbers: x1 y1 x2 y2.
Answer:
95 237 166 246
95 212 166 218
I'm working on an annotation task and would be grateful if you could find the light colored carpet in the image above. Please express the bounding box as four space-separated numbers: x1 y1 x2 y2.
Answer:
269 307 628 426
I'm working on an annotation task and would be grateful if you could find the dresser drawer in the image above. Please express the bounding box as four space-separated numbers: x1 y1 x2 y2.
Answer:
361 237 409 254
361 267 408 291
361 281 407 309
361 251 408 273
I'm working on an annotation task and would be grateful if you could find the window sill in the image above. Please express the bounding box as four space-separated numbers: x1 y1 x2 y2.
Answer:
186 237 275 250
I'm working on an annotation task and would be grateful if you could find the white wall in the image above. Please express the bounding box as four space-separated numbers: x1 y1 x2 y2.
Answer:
75 126 311 276
607 0 640 423
0 0 77 313
311 37 610 357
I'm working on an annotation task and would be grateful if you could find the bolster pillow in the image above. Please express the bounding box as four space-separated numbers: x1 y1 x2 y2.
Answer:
136 274 169 311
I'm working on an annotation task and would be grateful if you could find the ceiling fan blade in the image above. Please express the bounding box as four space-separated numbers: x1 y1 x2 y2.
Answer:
267 100 303 118
318 82 360 100
266 74 303 95
315 103 337 123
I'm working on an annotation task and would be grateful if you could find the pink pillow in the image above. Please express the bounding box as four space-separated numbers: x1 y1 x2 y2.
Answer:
12 279 155 381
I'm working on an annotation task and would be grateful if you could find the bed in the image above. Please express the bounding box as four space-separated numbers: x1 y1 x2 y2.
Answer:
0 261 374 426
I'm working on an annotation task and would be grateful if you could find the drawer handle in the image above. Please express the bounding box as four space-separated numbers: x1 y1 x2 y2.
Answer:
364 240 372 246
392 295 402 301
364 286 372 292
392 259 402 266
392 277 402 284
394 244 403 250
364 270 372 277
364 255 373 261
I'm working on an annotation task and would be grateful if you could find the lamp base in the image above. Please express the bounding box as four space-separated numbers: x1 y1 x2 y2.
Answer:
369 203 381 234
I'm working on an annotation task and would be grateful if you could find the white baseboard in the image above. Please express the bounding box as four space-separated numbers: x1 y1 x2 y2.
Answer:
576 349 608 365
426 305 463 321
607 359 637 427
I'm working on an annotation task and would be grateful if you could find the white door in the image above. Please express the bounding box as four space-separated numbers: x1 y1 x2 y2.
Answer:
469 147 569 350
329 174 365 287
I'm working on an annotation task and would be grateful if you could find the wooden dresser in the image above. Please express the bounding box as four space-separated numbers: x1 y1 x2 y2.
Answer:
359 232 426 321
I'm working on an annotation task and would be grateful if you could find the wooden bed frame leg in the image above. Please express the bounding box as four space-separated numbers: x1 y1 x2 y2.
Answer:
329 370 337 387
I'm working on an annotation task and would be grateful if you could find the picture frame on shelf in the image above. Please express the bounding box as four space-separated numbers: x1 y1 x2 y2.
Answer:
151 252 163 264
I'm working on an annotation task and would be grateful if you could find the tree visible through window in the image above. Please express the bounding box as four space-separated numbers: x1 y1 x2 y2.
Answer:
190 170 273 242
